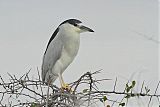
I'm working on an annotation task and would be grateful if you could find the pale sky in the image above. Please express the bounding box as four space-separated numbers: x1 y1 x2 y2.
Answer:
0 0 159 106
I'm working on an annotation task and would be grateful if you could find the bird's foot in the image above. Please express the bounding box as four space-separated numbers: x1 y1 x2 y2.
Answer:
60 83 72 92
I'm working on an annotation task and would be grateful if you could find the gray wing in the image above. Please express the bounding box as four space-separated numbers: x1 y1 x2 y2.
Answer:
41 34 63 82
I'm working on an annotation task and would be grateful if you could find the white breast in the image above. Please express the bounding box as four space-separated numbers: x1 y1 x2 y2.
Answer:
61 30 80 72
53 27 80 74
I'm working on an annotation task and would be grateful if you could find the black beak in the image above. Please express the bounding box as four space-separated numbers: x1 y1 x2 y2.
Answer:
80 25 94 32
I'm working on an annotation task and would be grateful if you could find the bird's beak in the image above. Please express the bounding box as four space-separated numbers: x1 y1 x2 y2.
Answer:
79 25 94 32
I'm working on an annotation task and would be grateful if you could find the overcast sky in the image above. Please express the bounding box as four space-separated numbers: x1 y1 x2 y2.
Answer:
0 0 159 106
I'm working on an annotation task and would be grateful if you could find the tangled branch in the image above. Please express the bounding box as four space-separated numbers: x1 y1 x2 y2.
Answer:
0 69 159 107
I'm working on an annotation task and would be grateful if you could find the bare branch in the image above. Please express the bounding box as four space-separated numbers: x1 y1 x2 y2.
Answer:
0 70 159 107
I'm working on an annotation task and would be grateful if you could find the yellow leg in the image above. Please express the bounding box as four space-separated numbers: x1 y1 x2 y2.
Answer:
58 73 72 91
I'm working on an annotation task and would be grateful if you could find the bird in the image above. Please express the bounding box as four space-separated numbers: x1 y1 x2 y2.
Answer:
41 19 94 89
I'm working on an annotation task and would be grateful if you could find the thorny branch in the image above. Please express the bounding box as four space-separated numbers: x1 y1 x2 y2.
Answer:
0 70 159 107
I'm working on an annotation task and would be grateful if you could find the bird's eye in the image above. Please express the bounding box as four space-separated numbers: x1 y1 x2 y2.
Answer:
73 23 78 26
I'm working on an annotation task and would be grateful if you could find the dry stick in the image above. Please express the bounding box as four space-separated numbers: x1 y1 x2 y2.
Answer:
0 76 7 91
111 77 117 106
140 81 145 93
1 70 160 107
148 81 160 107
73 72 88 93
113 77 117 92
87 72 93 107
157 96 160 106
12 73 44 99
20 82 44 98
0 93 5 105
91 69 103 75
86 91 160 97
46 77 52 107
31 75 37 102
18 69 31 81
10 92 38 100
132 30 160 44
37 67 44 103
46 83 50 107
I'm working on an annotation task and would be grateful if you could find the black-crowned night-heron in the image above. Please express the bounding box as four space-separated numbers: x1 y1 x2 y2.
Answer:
41 19 94 89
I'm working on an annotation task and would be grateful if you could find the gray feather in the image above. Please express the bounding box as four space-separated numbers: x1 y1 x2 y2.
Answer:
41 32 63 82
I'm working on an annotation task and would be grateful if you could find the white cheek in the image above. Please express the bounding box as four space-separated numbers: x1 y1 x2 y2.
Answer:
59 23 81 34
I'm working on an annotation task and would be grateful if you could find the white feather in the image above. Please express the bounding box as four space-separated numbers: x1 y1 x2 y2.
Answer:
42 23 80 83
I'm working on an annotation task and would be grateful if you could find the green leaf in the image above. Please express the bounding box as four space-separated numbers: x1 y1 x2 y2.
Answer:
147 89 150 93
145 87 150 94
131 81 136 88
103 96 107 101
126 86 131 92
83 89 88 93
31 103 36 107
119 102 125 106
99 98 103 102
106 105 110 107
131 94 135 97
125 94 131 99
126 83 129 88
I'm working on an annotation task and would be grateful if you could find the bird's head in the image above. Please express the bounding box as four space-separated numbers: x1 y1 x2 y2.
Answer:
58 19 94 34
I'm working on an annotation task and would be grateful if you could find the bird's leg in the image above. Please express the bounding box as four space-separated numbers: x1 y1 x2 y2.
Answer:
58 73 72 92
58 73 64 88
